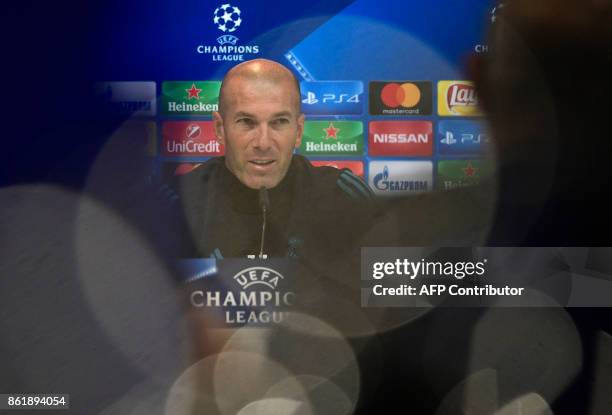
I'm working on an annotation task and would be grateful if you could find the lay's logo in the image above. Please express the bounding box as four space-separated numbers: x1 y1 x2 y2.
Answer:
438 81 483 116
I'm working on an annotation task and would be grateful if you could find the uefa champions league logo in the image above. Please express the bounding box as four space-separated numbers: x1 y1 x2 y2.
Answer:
213 3 241 45
196 2 259 59
213 4 242 33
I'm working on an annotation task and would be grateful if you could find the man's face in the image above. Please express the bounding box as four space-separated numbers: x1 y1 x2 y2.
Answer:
213 77 304 189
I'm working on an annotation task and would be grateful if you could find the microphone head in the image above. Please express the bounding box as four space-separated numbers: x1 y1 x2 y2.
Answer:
258 186 270 212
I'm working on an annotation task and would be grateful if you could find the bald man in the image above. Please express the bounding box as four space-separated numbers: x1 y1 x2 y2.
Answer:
176 59 375 261
213 59 304 190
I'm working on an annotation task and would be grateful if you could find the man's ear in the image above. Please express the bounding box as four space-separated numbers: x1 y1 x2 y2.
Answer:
212 111 224 144
294 113 305 148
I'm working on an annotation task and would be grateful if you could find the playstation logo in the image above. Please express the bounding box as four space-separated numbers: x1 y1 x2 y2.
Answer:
302 92 319 105
440 131 457 145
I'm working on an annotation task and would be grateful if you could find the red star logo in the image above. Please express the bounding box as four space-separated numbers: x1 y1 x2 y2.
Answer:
463 162 477 177
324 122 340 139
185 83 202 100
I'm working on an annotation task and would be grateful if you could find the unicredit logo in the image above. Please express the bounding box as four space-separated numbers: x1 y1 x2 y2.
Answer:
369 121 433 156
162 121 224 156
186 123 202 139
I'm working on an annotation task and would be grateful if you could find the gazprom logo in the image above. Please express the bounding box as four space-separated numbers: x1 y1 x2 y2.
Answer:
217 35 239 45
368 161 433 196
373 166 390 191
94 81 156 117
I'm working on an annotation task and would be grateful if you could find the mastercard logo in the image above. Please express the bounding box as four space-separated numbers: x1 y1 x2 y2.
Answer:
380 83 422 108
369 81 432 115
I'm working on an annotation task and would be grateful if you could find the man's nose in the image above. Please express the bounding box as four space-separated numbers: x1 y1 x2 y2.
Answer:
253 124 272 151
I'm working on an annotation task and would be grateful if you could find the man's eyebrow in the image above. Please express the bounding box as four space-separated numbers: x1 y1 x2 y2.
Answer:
233 111 256 119
271 111 292 118
232 111 294 119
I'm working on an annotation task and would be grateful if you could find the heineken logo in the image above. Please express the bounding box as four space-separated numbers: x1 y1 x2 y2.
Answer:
324 122 339 139
185 83 202 100
161 81 221 115
463 162 477 177
437 160 491 191
300 121 364 156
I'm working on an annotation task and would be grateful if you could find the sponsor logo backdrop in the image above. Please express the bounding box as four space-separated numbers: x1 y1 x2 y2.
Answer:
94 0 496 195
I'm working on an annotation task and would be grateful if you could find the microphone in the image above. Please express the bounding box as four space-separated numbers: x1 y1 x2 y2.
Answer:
259 186 270 214
258 187 270 259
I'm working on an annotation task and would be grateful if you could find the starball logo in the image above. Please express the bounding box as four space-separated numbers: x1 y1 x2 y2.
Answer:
196 3 261 61
437 81 483 116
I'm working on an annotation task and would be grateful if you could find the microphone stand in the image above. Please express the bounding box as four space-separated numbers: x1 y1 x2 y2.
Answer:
258 187 270 259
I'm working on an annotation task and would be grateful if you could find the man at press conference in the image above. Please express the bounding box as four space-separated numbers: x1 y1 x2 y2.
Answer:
176 59 376 267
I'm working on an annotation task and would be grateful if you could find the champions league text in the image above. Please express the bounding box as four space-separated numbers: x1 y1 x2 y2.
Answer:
185 265 295 325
